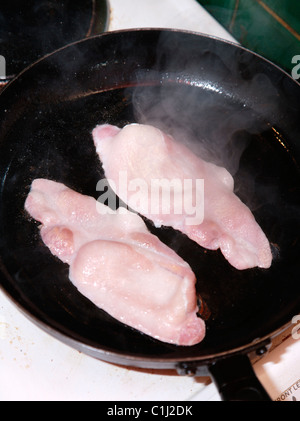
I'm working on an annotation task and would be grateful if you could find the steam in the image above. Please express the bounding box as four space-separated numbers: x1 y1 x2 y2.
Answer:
130 32 281 177
131 83 251 175
131 77 278 177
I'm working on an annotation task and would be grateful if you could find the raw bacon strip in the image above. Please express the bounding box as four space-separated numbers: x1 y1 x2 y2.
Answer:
93 123 272 270
25 179 205 346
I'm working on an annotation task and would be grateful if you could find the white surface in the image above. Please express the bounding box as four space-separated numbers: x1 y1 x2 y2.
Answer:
1 0 298 403
108 0 237 43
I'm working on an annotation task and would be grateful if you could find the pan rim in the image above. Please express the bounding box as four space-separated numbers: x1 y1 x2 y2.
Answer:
1 27 299 95
0 283 294 368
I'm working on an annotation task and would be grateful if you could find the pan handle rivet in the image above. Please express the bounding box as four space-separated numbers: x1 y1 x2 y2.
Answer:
177 363 197 377
256 346 268 356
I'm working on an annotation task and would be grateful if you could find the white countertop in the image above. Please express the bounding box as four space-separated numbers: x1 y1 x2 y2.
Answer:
1 0 299 402
108 0 237 42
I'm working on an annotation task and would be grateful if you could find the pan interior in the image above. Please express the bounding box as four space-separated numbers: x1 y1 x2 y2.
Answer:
0 31 299 364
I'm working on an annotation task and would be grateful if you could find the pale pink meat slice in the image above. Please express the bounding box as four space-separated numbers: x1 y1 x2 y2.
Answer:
25 178 205 346
92 123 272 270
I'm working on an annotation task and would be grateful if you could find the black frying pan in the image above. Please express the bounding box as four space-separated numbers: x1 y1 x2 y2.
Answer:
0 29 299 401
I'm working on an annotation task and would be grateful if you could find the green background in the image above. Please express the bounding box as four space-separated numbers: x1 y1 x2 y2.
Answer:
198 0 300 74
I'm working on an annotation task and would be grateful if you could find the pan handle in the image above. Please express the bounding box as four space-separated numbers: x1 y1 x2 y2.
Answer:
208 354 272 401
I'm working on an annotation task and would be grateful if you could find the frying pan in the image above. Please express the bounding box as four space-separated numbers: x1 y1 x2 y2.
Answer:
0 29 299 401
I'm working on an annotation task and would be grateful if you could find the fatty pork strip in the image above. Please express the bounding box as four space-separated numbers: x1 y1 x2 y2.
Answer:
25 178 205 346
92 123 272 271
